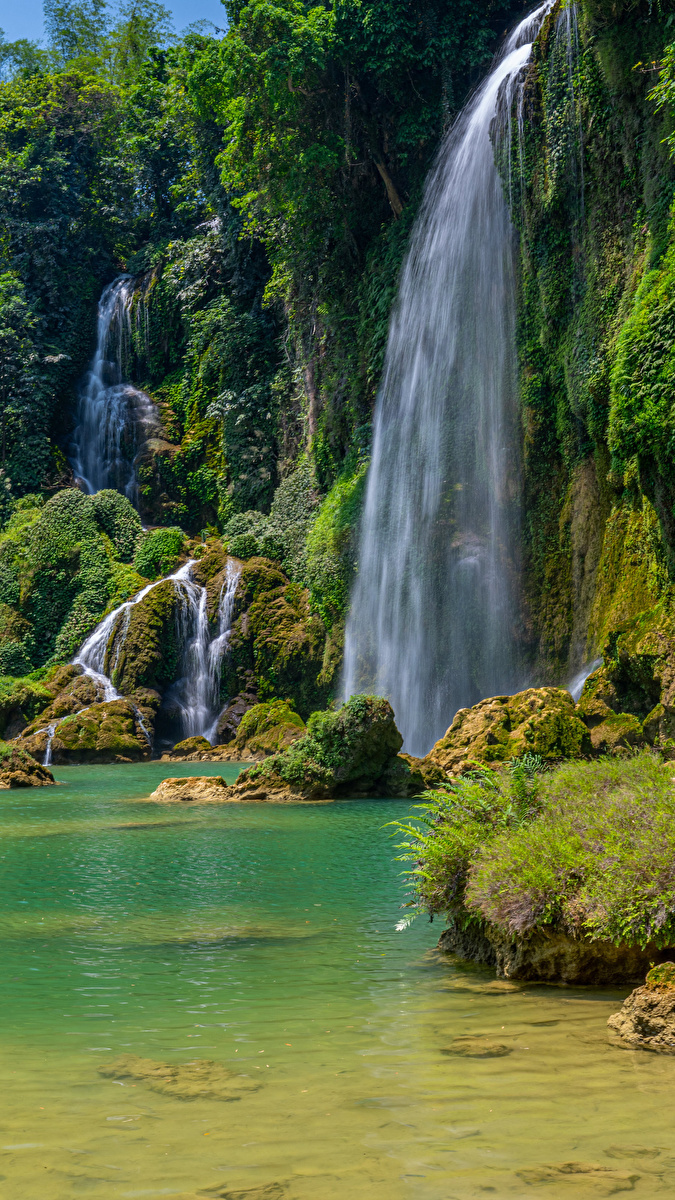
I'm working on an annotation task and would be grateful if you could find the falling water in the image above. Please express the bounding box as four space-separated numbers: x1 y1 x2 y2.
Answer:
342 2 554 756
70 277 160 504
74 559 242 747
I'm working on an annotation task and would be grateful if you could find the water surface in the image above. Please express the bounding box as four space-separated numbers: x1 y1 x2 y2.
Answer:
1 763 674 1198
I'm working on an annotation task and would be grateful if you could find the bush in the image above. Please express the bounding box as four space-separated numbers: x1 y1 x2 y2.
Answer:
399 752 675 950
133 527 186 579
229 532 261 560
92 490 143 562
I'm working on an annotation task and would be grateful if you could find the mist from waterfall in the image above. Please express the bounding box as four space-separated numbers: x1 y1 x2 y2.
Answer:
342 3 553 756
70 277 160 505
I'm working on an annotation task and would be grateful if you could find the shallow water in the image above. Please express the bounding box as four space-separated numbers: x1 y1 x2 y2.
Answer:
1 764 674 1199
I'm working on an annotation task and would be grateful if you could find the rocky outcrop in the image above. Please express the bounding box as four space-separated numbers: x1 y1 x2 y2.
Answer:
213 685 259 744
19 699 151 764
426 687 591 774
439 922 672 985
608 963 675 1051
148 775 232 803
0 743 55 787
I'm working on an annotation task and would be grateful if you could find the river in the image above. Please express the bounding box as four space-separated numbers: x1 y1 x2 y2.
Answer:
1 763 674 1198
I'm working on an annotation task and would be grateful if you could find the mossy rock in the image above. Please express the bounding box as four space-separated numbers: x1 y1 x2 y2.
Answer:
645 962 675 993
427 687 591 774
169 736 213 758
0 741 54 787
589 711 644 754
233 694 404 800
108 580 182 694
19 699 150 764
234 699 305 757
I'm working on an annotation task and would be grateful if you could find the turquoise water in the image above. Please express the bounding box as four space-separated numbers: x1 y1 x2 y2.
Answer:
1 764 675 1198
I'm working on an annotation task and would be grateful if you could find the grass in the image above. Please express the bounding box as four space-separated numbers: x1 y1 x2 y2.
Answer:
396 752 675 950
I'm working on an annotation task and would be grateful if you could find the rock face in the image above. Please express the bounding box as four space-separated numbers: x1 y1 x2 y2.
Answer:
149 775 232 803
0 743 55 787
19 698 151 764
439 923 670 985
608 963 675 1051
427 687 591 774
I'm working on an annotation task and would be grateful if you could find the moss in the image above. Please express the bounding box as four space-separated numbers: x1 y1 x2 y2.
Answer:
304 459 367 628
108 580 181 693
645 962 675 992
133 527 186 580
234 699 305 755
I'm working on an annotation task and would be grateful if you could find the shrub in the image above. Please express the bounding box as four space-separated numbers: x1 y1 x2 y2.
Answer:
133 527 186 579
92 490 143 562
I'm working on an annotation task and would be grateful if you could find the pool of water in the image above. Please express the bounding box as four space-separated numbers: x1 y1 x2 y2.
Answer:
1 763 674 1199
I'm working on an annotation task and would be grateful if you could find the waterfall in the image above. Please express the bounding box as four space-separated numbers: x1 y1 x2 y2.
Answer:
73 559 242 748
342 2 553 756
70 277 160 504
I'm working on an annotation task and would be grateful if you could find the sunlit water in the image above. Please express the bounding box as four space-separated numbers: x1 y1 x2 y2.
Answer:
1 763 674 1198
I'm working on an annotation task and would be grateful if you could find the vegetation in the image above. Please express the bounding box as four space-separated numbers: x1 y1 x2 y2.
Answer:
397 752 675 951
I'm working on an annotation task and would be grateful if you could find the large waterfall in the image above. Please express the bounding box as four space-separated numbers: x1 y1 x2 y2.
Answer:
342 3 553 756
70 277 160 504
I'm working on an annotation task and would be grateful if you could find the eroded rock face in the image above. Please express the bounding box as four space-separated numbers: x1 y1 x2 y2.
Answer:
439 923 671 985
19 699 151 764
608 963 675 1051
0 744 55 787
426 687 591 774
98 1054 261 1100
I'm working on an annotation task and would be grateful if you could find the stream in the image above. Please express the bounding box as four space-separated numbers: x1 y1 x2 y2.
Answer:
1 764 674 1198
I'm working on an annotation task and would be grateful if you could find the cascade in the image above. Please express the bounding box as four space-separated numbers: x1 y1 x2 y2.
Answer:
70 277 160 504
72 558 242 749
342 2 554 756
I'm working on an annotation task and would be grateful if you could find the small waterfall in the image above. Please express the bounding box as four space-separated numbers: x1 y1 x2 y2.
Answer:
43 723 56 767
342 3 554 756
73 558 241 747
70 277 160 503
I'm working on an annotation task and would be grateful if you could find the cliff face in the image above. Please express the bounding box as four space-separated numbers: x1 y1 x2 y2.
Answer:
514 0 675 688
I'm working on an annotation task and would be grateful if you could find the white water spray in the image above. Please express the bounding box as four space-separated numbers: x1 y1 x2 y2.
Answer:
342 3 554 755
70 277 160 504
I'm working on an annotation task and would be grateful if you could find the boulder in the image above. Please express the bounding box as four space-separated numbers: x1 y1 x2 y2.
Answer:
608 963 675 1051
162 736 214 760
426 686 591 774
228 699 306 759
226 694 406 802
0 742 54 787
213 686 259 744
18 699 151 764
148 775 232 803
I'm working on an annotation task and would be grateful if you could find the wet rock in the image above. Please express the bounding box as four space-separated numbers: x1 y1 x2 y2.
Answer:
0 743 54 787
18 699 151 764
441 1036 511 1058
426 687 591 774
149 775 232 803
193 1185 285 1200
439 922 670 985
608 962 675 1052
98 1054 261 1100
516 1162 639 1192
214 688 259 745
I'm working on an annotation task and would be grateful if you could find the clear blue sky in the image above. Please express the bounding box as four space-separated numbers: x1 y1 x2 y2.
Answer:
0 0 228 42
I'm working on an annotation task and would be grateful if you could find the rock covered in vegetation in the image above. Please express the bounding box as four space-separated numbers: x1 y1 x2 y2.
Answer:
98 1053 260 1100
161 736 215 761
608 963 675 1052
426 687 591 774
0 742 54 787
225 699 306 759
227 694 405 801
19 699 151 764
149 775 231 803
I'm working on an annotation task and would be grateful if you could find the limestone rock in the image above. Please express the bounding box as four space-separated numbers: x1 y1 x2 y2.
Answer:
441 1036 511 1058
98 1053 261 1101
214 687 259 744
608 963 675 1051
18 699 151 764
516 1162 639 1192
149 775 232 803
427 687 591 774
439 922 669 984
0 743 55 787
164 736 214 759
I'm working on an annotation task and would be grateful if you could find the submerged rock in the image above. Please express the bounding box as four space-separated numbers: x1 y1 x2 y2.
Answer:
441 1036 511 1058
98 1053 261 1100
439 923 670 985
426 687 591 774
0 743 54 787
516 1162 640 1191
608 963 675 1052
